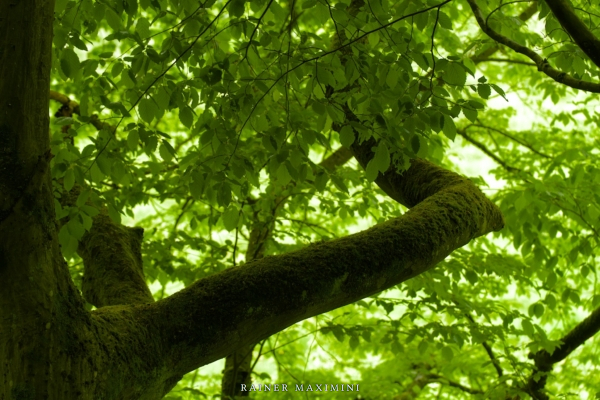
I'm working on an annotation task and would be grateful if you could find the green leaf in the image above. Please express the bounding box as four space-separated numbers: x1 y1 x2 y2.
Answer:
339 125 355 147
79 204 100 218
70 34 88 51
442 115 456 140
314 172 328 192
277 163 292 186
58 225 78 259
105 8 123 31
437 12 452 29
311 101 326 115
386 68 399 88
76 190 90 207
441 346 454 361
55 0 69 13
545 294 556 310
64 168 75 191
331 325 345 342
55 117 74 126
60 48 80 78
411 135 420 154
391 340 403 355
217 183 232 207
374 143 391 172
90 163 104 183
179 107 194 128
462 107 477 122
159 143 173 162
135 17 151 38
414 12 428 30
111 62 124 77
477 83 491 99
349 335 359 350
107 203 121 224
443 62 466 86
521 319 534 336
155 87 171 111
365 158 379 182
367 31 380 47
326 105 344 123
228 0 245 17
222 206 240 231
533 303 545 318
490 83 507 100
127 130 139 151
138 98 157 123
162 140 177 159
67 217 85 240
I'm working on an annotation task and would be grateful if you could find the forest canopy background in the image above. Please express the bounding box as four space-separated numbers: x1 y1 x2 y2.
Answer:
41 0 600 398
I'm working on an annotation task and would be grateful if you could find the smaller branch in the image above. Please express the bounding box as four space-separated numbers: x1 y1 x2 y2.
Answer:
49 90 114 132
466 0 600 93
485 0 533 29
429 6 442 91
457 128 521 173
460 308 504 378
545 0 600 69
426 373 484 394
320 146 353 172
526 305 600 399
172 197 193 234
475 57 536 66
469 123 552 159
472 1 538 62
242 0 275 62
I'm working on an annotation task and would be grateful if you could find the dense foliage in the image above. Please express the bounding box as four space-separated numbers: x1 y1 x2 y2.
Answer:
48 0 600 398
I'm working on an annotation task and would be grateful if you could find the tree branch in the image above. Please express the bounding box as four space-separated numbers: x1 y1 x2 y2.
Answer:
466 0 600 93
470 123 552 159
472 1 538 62
49 90 115 132
462 311 504 378
474 57 536 66
458 128 521 173
545 0 600 69
59 187 155 307
526 305 600 399
426 373 484 394
141 153 504 377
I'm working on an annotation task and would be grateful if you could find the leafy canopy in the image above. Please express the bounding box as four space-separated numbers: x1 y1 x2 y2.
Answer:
50 0 600 398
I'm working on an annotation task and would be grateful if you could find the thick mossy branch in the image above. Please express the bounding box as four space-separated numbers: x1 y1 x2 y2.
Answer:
79 215 153 307
127 156 506 376
59 188 154 307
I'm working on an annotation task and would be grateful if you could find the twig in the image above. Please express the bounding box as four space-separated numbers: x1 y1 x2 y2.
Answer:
457 128 521 173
